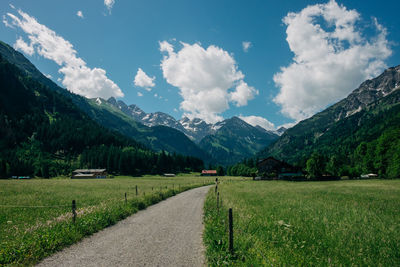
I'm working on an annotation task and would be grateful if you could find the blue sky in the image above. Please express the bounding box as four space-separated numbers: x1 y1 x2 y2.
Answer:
1 0 399 129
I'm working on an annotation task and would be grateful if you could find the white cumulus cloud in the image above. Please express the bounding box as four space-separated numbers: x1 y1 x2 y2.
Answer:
274 0 391 121
242 41 252 52
104 0 115 13
137 92 143 97
239 115 275 131
76 11 84 18
160 41 257 123
14 36 34 55
229 80 258 106
134 68 155 91
4 9 124 99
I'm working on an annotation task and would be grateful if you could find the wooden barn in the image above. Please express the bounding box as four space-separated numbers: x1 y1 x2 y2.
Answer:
201 170 217 176
71 169 107 179
257 157 302 179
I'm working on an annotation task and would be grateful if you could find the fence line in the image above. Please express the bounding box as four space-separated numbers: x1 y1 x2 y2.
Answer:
0 182 213 210
0 204 71 208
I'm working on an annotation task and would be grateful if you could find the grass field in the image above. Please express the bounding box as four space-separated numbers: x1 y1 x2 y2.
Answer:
0 175 214 266
204 179 400 266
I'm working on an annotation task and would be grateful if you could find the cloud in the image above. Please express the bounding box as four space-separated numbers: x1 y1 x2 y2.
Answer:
239 115 275 131
45 73 52 79
229 80 258 106
4 9 124 99
242 41 252 52
134 68 155 91
137 92 143 97
104 0 115 13
160 41 257 123
274 0 391 121
76 11 84 18
14 36 34 55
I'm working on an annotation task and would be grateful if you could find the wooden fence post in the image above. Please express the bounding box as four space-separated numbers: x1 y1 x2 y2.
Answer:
229 208 234 254
125 192 127 204
217 192 220 211
136 185 138 196
72 200 76 224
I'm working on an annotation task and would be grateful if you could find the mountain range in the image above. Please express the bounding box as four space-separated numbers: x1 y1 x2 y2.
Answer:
99 96 279 165
105 96 280 143
2 38 398 175
0 40 279 166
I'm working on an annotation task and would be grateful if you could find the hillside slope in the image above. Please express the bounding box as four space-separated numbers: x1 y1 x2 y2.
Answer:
259 65 400 177
0 41 209 161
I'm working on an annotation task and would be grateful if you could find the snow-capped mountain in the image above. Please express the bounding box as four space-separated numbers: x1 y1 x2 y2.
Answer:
105 98 279 149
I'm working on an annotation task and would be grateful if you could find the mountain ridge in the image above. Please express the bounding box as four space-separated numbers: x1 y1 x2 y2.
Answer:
0 41 210 161
259 64 400 175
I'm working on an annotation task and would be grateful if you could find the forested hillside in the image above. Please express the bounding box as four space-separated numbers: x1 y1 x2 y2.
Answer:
0 54 203 178
259 66 400 178
0 41 209 162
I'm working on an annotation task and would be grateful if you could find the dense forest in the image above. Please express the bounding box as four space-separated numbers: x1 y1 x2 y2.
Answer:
0 55 203 178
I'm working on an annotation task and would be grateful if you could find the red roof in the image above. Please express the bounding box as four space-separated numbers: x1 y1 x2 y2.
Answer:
202 170 217 174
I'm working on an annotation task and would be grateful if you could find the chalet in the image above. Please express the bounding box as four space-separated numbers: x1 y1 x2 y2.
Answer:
257 157 302 179
71 169 107 179
201 170 217 176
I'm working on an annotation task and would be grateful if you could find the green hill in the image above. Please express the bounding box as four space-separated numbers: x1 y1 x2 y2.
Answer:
260 66 400 178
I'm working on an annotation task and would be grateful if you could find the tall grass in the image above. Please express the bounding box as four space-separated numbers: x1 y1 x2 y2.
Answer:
0 175 213 266
204 179 400 266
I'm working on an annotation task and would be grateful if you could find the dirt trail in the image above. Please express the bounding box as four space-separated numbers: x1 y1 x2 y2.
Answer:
37 185 212 267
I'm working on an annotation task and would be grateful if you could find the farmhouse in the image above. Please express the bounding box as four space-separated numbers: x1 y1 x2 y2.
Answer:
257 157 302 179
72 169 107 179
201 170 217 176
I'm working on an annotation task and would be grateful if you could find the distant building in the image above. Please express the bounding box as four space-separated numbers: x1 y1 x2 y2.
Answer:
72 169 107 179
163 173 176 177
360 173 378 179
257 157 302 179
201 170 217 176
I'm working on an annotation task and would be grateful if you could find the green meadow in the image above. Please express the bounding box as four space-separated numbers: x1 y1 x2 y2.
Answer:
0 175 213 266
204 179 400 266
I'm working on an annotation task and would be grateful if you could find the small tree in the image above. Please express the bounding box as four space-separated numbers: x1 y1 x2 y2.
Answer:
306 152 325 179
217 166 225 176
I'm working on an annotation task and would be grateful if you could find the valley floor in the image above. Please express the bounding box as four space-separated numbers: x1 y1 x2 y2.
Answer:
204 179 400 266
0 175 214 265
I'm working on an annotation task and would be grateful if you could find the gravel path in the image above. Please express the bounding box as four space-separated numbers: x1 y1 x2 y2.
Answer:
37 185 212 267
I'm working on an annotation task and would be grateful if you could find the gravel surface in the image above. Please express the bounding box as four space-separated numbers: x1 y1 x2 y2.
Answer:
37 185 212 267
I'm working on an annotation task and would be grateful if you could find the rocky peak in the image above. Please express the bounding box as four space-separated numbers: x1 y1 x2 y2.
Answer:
335 65 400 120
276 127 287 136
107 97 118 106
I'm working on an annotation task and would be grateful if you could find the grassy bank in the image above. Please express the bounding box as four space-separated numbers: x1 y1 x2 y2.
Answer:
204 179 400 266
0 175 213 266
